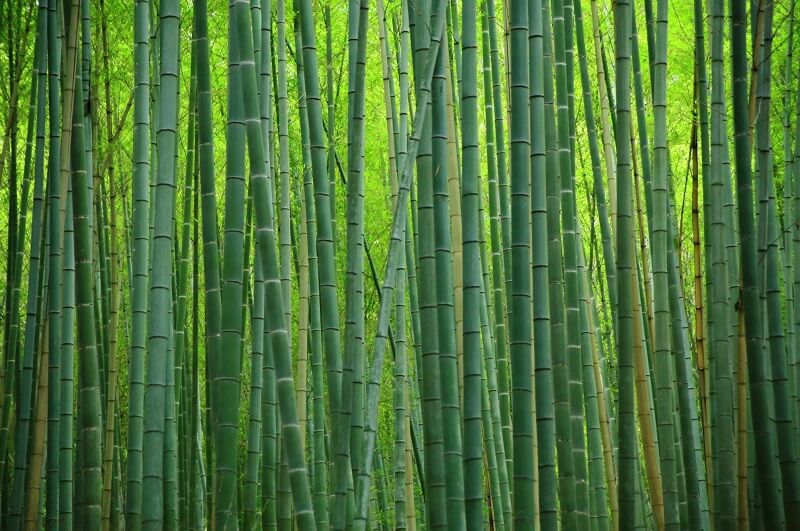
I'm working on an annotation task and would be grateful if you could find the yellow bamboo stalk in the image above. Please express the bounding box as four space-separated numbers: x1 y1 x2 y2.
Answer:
690 117 713 498
590 0 617 232
296 195 310 449
404 390 417 531
633 272 665 531
737 305 748 531
24 327 49 531
102 179 121 531
375 0 398 200
632 133 655 344
444 56 464 405
585 276 619 531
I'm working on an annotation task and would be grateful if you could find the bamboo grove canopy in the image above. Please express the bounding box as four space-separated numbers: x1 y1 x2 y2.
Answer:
0 0 799 528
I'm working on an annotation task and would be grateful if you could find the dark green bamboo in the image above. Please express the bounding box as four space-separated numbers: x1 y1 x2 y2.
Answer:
707 1 736 524
508 0 535 527
124 0 151 527
45 0 63 523
730 0 784 527
752 3 800 521
7 18 47 529
411 0 448 527
613 0 637 526
70 48 102 531
460 0 483 525
480 12 513 525
211 3 249 526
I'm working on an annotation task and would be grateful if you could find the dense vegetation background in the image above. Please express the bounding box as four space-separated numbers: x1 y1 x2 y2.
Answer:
0 0 799 529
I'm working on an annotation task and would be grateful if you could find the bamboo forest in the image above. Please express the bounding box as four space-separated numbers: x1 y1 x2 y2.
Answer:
3 0 800 528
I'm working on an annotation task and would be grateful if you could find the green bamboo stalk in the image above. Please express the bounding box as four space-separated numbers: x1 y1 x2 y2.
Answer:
707 1 736 525
296 0 344 451
527 0 556 527
192 0 224 518
141 0 180 527
124 0 150 526
479 5 513 498
667 186 710 531
291 15 327 526
71 44 103 531
782 4 796 400
650 0 679 526
332 0 370 524
753 4 800 523
393 238 410 531
577 234 610 531
485 2 513 477
233 0 316 527
480 12 512 525
7 17 47 528
552 0 591 525
692 0 713 496
173 41 197 529
730 0 784 527
244 247 265 531
542 0 577 524
45 0 63 523
432 15 466 530
613 0 637 526
347 3 450 528
507 0 535 527
794 10 800 452
411 0 448 527
59 185 76 531
210 3 249 527
460 0 483 525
